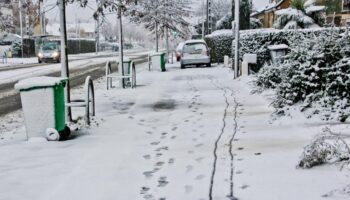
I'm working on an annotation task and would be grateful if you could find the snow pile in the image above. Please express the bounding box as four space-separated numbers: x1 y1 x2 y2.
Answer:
298 127 350 168
255 30 350 121
205 30 233 62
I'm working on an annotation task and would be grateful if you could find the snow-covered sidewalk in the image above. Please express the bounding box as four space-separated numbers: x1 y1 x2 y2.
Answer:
0 63 349 200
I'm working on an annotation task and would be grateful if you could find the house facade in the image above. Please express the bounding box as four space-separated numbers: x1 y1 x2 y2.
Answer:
319 0 350 26
252 0 350 28
251 0 291 28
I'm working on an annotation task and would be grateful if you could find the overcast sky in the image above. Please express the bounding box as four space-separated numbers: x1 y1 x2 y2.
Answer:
45 0 270 24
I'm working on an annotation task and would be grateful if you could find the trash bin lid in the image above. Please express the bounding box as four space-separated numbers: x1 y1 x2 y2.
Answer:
15 76 67 91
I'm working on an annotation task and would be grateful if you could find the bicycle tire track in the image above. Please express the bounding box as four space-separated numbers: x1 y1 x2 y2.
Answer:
208 76 239 200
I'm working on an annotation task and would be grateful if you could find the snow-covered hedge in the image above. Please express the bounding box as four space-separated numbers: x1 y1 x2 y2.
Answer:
232 27 347 71
205 30 233 63
255 29 350 122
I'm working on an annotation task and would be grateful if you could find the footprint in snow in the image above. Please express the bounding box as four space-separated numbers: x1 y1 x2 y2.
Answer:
155 161 165 167
168 158 175 165
158 176 169 187
186 165 193 173
195 174 205 180
240 185 250 190
184 185 193 194
143 155 151 160
155 146 169 152
140 187 150 194
143 194 154 200
195 143 204 148
150 141 160 146
170 135 177 140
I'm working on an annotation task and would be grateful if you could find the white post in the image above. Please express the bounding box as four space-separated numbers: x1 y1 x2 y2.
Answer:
59 0 72 121
118 8 125 88
19 0 24 59
234 0 240 78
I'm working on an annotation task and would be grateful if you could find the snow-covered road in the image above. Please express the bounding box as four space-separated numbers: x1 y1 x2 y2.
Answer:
0 63 348 200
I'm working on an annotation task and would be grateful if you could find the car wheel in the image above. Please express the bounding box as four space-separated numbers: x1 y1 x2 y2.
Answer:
38 59 42 64
180 63 185 69
57 58 61 63
207 63 211 67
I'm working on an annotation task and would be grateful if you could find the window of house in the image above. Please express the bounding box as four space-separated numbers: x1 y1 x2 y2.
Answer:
343 0 350 11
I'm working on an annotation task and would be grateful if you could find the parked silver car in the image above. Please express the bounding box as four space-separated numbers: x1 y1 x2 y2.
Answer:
180 40 211 69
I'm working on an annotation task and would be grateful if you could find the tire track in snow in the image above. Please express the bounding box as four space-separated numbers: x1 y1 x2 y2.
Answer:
208 77 239 200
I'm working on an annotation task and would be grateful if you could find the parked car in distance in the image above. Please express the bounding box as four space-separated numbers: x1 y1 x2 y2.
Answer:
175 42 184 61
37 42 61 63
180 40 211 69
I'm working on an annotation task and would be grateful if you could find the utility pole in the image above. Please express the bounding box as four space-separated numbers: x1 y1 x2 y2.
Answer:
206 0 213 35
18 0 24 59
59 0 72 121
234 0 240 78
202 0 205 38
95 0 100 54
118 8 125 88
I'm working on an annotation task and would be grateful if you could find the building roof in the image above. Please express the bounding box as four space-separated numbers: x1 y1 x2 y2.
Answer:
251 0 288 17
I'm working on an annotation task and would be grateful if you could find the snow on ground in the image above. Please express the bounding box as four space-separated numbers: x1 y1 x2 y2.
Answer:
0 62 349 200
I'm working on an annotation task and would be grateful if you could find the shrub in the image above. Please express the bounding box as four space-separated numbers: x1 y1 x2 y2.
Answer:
205 30 233 63
255 29 350 121
232 27 346 72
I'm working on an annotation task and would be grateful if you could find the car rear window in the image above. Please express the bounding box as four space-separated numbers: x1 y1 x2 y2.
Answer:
183 43 207 55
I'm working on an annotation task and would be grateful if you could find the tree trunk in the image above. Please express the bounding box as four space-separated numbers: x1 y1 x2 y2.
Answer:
155 21 159 52
231 0 251 30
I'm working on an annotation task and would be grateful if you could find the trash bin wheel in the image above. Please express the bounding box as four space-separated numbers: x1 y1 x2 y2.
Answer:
59 126 71 140
46 128 60 141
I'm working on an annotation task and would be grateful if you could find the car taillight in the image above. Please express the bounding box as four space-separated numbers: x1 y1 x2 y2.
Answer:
202 51 208 56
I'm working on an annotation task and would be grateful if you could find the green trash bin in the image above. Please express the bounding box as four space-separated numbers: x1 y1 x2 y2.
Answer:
120 57 132 88
15 76 70 141
151 52 166 72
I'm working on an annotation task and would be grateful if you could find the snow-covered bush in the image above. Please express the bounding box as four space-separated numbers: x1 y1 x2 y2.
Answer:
250 18 263 29
274 0 325 29
205 30 233 63
255 63 282 90
255 28 350 121
298 128 350 168
216 13 231 30
233 27 346 71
